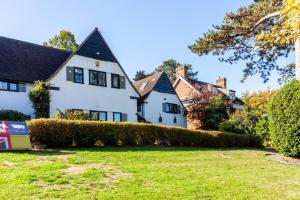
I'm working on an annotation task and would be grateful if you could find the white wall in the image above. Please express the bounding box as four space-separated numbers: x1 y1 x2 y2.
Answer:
143 91 187 127
0 83 34 117
48 55 139 122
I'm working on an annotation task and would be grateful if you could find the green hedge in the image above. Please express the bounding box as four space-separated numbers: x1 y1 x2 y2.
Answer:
27 119 261 148
0 110 31 121
269 80 300 157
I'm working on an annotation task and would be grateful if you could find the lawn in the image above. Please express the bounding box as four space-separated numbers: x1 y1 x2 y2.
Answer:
0 147 299 200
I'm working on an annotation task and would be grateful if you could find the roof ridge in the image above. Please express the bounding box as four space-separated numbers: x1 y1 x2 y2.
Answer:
0 35 73 53
133 72 162 84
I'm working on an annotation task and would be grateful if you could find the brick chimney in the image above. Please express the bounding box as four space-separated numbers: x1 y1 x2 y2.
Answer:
216 77 227 89
176 65 187 78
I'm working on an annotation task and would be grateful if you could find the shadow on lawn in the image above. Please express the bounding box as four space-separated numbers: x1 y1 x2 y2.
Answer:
5 146 275 156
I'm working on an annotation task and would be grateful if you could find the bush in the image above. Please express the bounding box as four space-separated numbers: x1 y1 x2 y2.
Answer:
55 110 90 120
29 81 50 118
218 110 258 135
255 117 271 147
269 80 300 157
27 119 261 148
0 110 30 121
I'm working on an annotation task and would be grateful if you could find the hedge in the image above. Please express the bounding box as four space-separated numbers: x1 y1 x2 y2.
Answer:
27 119 261 148
0 110 31 121
269 80 300 157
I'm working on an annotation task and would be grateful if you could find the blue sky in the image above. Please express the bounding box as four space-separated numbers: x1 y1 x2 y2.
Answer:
0 0 290 96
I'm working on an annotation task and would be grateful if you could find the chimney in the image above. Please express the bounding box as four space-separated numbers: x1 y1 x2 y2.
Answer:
216 77 227 89
176 65 187 78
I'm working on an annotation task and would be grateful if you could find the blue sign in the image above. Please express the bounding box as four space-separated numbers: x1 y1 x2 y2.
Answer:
7 121 28 135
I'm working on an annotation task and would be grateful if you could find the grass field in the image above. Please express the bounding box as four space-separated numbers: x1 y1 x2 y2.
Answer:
0 147 299 200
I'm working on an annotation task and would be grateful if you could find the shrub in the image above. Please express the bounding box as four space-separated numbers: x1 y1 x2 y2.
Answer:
269 80 300 157
0 110 30 121
55 110 90 120
27 118 261 148
218 110 258 134
255 117 271 147
29 81 50 118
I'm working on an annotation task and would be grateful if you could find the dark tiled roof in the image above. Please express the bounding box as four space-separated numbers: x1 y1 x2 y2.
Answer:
133 72 177 102
76 29 117 63
0 36 71 83
133 72 162 99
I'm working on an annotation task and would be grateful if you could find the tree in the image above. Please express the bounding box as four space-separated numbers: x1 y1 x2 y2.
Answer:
184 85 229 130
133 70 152 81
154 59 198 82
29 81 50 118
189 0 300 83
44 30 79 52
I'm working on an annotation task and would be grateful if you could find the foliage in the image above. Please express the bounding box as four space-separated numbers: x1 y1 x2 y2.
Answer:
43 30 79 52
56 110 90 120
27 119 260 148
255 117 272 147
0 110 30 121
242 88 276 116
133 70 153 81
219 110 258 135
269 80 300 157
153 59 198 82
189 0 296 83
29 81 50 118
256 0 300 48
185 86 231 130
204 96 229 130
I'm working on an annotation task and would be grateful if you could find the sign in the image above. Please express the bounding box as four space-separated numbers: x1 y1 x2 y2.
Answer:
0 121 31 150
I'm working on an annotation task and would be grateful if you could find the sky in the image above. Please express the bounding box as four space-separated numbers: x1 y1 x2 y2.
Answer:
0 0 291 96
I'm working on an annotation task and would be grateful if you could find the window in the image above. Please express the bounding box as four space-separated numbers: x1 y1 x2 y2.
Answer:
9 83 18 91
0 81 19 92
111 74 120 88
90 111 107 121
89 70 106 86
163 103 181 114
74 67 84 83
0 81 8 90
99 112 107 121
113 112 122 122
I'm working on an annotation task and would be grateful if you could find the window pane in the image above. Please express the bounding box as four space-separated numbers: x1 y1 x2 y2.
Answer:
90 111 99 120
112 74 120 88
9 83 18 91
113 112 121 122
0 82 8 90
74 68 83 83
89 71 98 85
99 112 107 121
99 72 106 86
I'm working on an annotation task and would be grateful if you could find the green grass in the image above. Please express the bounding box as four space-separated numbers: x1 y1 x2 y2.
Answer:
0 147 299 200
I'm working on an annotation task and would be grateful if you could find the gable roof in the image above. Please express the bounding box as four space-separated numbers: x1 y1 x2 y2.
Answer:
174 76 244 105
133 72 176 101
0 36 71 83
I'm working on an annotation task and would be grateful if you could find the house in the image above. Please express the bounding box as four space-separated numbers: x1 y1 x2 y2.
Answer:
173 66 244 129
133 72 187 127
0 28 140 122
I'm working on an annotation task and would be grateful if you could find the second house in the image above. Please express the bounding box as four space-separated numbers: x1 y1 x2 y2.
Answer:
133 72 187 127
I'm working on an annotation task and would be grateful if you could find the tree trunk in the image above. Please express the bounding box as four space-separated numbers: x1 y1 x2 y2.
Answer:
295 38 300 81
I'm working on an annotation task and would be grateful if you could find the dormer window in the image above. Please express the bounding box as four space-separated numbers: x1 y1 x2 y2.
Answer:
229 91 235 99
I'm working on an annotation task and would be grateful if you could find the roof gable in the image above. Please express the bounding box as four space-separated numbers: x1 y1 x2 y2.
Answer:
76 28 117 63
133 72 176 100
0 36 71 83
153 73 176 95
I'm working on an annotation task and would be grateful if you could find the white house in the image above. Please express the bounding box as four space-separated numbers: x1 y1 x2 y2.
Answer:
133 72 187 128
0 28 140 122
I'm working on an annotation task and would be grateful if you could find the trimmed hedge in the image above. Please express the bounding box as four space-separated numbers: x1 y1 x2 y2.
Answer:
269 80 300 157
27 119 261 148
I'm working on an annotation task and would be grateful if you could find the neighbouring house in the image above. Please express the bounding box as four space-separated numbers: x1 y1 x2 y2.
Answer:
173 66 244 129
0 28 140 122
133 72 187 128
